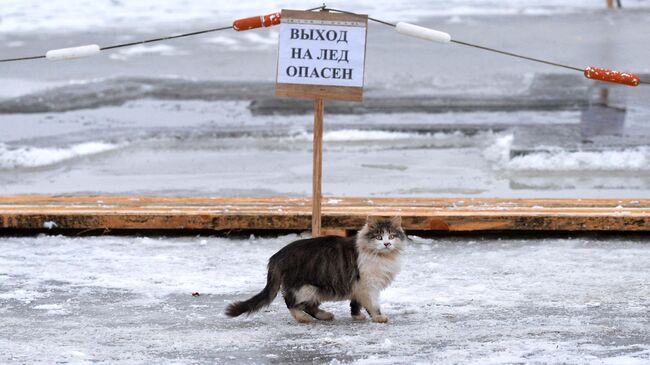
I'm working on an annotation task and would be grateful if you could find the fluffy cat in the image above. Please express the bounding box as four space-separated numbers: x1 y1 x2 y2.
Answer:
225 216 406 323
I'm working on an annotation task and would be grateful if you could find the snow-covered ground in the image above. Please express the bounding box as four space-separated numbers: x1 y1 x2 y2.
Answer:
1 234 649 364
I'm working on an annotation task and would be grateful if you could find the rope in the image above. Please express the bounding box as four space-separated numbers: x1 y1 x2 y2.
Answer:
0 5 325 63
326 7 582 72
0 26 233 63
324 7 646 84
0 5 647 86
0 55 46 63
100 25 233 51
448 40 583 72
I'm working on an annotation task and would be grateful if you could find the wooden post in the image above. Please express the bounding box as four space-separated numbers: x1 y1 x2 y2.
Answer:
607 0 614 8
275 10 367 237
312 97 324 237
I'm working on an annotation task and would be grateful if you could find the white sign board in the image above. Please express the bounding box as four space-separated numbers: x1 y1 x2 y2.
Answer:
275 10 367 101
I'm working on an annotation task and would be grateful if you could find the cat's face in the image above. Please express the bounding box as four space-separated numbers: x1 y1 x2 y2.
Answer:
357 216 407 254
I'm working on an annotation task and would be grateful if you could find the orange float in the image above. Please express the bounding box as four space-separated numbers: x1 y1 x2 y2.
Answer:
233 12 281 31
584 66 640 87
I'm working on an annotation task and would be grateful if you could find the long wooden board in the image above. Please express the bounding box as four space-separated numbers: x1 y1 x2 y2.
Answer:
0 196 648 233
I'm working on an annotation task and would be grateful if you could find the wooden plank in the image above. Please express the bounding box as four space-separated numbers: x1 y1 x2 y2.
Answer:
320 228 350 237
275 83 363 102
0 196 649 233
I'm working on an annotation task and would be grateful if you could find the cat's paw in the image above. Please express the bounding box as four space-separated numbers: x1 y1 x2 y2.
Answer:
372 314 389 323
316 310 335 321
352 313 367 321
295 315 313 324
290 309 313 323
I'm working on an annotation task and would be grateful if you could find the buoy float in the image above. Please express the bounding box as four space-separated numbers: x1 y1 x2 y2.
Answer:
45 44 101 61
395 22 451 43
584 66 640 87
233 12 281 31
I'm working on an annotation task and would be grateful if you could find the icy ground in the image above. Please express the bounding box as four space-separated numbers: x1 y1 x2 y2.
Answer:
1 234 649 364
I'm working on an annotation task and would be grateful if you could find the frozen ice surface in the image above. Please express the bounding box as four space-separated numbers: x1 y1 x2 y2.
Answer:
1 234 649 364
0 100 649 198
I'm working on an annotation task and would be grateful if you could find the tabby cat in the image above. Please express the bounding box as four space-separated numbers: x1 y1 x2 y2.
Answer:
226 216 406 323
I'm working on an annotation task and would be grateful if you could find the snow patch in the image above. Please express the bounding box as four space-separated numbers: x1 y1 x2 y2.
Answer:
34 303 69 315
482 136 650 172
289 129 500 145
0 141 120 169
508 147 650 171
291 129 422 142
483 133 514 165
0 289 45 303
43 221 58 229
33 304 63 310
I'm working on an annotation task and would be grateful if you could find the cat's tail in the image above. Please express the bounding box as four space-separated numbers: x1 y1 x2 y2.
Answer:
225 264 281 317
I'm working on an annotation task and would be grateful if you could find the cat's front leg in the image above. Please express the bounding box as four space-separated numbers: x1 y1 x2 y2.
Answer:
370 311 388 323
356 290 388 323
350 299 366 320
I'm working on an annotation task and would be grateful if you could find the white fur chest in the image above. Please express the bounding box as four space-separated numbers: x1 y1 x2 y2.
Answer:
356 252 401 291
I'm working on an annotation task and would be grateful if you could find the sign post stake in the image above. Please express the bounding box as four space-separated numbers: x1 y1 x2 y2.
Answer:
312 97 324 236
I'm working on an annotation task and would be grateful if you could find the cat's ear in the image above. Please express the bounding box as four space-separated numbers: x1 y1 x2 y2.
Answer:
366 216 379 226
390 216 402 227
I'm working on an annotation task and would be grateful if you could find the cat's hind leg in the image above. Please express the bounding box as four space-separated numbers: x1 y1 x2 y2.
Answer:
350 299 366 320
283 289 312 323
295 285 334 321
289 308 313 323
303 302 334 321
